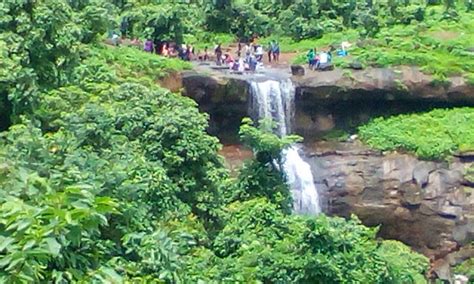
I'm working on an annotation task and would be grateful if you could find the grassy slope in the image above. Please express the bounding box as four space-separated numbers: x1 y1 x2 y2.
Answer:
271 7 473 79
93 45 192 79
358 107 474 160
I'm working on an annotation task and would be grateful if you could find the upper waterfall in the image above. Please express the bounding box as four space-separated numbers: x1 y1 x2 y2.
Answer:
249 79 294 137
248 78 321 214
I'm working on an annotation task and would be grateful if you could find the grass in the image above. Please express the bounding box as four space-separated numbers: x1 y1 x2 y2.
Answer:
322 129 350 142
358 108 474 160
282 8 474 77
91 45 191 79
467 73 474 86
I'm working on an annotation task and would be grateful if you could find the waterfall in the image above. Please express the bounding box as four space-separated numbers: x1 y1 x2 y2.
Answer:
249 79 321 214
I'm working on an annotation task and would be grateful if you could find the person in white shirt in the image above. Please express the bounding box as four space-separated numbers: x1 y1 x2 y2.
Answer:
319 52 328 64
255 45 263 62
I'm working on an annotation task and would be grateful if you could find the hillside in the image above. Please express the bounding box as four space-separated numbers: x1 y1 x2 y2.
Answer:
0 0 473 282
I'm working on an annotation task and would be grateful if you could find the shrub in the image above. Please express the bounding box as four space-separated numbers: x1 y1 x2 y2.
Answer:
359 108 474 159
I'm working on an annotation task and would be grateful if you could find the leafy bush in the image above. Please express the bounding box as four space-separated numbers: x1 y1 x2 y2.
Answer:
466 73 474 86
359 108 474 159
377 241 429 284
0 1 440 281
454 255 474 281
0 40 225 281
232 118 300 212
208 198 427 283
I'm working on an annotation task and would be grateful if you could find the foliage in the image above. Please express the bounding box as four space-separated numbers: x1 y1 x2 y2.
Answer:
207 198 427 283
0 36 225 281
377 241 429 284
0 0 112 118
0 1 438 282
466 73 474 86
79 46 191 84
322 129 351 142
453 254 474 282
231 118 301 212
359 107 474 159
286 7 473 78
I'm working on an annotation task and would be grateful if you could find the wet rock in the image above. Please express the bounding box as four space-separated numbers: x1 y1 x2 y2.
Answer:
318 63 334 71
394 206 414 221
431 258 452 282
382 155 417 183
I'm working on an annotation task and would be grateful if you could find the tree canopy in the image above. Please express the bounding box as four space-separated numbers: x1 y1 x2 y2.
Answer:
0 0 453 282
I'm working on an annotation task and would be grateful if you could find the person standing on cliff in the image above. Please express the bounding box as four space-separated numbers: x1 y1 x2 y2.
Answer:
144 39 154 53
306 48 315 69
203 46 209 61
215 43 223 65
267 42 273 63
272 41 280 62
120 17 129 39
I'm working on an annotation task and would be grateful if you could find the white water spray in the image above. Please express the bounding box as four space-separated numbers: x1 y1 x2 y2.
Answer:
249 79 321 214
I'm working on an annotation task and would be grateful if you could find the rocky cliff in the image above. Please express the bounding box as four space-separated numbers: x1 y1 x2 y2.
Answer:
182 66 474 140
306 141 473 258
293 66 474 103
181 70 249 143
184 66 474 278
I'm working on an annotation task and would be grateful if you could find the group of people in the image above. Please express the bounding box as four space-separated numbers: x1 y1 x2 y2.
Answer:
143 39 196 61
306 48 333 70
110 30 283 72
306 41 351 71
213 40 281 72
112 31 352 73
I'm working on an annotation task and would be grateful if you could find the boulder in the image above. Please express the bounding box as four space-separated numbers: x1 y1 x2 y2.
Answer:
291 65 305 76
438 204 463 219
400 182 423 206
348 61 364 70
318 63 334 71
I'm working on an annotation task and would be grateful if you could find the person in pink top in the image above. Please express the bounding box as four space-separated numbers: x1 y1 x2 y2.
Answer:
162 42 169 57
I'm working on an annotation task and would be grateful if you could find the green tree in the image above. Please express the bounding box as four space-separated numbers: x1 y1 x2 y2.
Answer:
232 118 300 212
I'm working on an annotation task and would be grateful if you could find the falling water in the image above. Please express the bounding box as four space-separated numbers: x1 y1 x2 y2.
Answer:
249 79 321 214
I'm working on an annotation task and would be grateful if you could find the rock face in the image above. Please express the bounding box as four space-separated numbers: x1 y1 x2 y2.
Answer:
305 141 474 256
181 67 474 141
181 70 249 143
293 66 474 138
293 66 474 103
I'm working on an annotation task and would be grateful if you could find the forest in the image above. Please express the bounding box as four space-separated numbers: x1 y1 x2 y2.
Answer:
0 0 473 283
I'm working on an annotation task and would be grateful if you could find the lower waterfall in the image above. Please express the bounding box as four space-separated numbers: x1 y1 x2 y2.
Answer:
249 79 321 214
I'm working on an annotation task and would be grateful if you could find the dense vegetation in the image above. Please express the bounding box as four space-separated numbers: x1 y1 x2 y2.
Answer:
105 0 474 79
0 41 429 281
0 0 474 283
3 0 472 282
290 8 473 81
359 108 474 159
